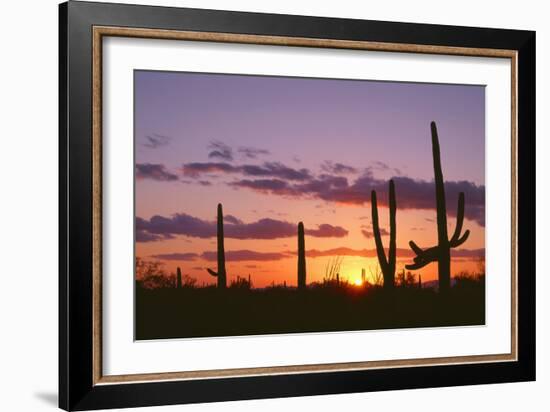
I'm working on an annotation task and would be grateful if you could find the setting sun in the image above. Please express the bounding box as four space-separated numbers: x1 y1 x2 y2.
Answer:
353 279 363 287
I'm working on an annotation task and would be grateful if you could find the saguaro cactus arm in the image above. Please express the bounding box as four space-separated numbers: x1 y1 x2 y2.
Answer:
405 193 470 270
449 192 470 247
405 243 439 270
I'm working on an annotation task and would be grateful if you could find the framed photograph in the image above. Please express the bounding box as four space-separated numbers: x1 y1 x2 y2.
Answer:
59 1 535 410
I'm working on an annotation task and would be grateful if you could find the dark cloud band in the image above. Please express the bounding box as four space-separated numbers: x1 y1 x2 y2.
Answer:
136 163 178 181
230 172 485 226
136 213 348 242
149 247 484 262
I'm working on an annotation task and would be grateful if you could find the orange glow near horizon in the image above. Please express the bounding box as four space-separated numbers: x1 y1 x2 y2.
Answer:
136 200 485 288
134 72 485 288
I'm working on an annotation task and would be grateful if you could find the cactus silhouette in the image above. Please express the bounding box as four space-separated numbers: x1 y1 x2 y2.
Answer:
297 221 306 290
405 122 470 291
371 179 396 289
206 203 227 289
176 267 182 289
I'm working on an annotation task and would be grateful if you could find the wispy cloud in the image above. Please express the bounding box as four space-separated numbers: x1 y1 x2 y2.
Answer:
300 247 484 260
229 178 295 195
366 160 402 176
361 228 390 239
136 163 178 181
182 161 312 181
147 246 484 263
201 250 290 262
208 140 233 161
150 252 199 261
241 162 312 180
143 133 172 149
320 161 357 175
305 224 348 238
224 214 243 225
148 250 290 263
181 162 237 177
136 231 171 243
238 146 270 159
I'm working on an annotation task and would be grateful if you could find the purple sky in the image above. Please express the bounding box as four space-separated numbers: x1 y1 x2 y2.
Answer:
135 71 484 185
134 70 485 286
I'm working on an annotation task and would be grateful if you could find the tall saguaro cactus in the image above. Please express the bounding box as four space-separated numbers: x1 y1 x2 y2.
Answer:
176 267 182 289
297 222 307 290
371 179 396 289
405 122 470 291
207 203 227 289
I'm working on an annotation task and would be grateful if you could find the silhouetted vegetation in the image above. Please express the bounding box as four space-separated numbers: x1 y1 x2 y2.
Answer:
297 221 307 290
323 256 343 286
371 179 397 289
176 267 182 289
405 122 470 292
397 269 420 288
136 257 174 289
206 203 227 289
230 275 252 290
136 271 485 340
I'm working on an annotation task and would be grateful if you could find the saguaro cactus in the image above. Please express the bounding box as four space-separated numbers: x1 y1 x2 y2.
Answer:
207 203 227 289
371 179 396 289
297 221 306 290
176 267 182 289
405 122 470 291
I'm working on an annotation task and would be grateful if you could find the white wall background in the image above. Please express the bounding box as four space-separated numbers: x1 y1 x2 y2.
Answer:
0 0 546 411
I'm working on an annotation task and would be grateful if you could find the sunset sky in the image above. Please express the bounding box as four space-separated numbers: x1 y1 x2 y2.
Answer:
134 70 485 287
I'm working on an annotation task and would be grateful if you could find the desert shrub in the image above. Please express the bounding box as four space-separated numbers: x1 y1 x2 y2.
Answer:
230 275 252 289
180 274 198 289
454 271 485 289
135 257 174 289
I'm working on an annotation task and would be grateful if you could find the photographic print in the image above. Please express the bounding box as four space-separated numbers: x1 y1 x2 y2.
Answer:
60 5 534 408
134 70 486 340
